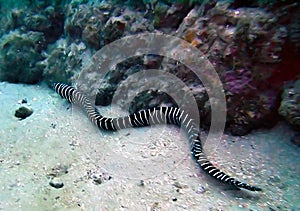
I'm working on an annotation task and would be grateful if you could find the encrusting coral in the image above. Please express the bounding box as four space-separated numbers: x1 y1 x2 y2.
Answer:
0 30 46 83
279 79 300 127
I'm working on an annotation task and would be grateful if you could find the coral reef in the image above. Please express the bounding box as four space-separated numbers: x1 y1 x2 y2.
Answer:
42 39 89 85
64 3 110 49
0 0 299 134
175 1 290 134
0 0 65 83
279 79 300 127
224 69 254 95
94 1 293 134
286 4 300 52
77 0 299 135
65 1 154 49
2 3 65 42
152 1 193 30
0 30 46 83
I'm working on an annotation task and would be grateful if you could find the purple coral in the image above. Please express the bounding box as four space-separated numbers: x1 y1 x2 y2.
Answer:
224 69 256 94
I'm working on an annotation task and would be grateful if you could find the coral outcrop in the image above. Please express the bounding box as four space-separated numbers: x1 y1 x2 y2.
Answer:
93 1 295 134
42 39 89 85
65 1 154 49
65 3 110 49
175 1 291 134
0 30 46 83
279 79 300 128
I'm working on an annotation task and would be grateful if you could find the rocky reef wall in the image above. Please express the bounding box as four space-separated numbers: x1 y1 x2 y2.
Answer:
0 0 299 135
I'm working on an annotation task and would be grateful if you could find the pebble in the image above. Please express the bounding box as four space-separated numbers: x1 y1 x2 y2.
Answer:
87 170 112 185
173 181 183 189
49 178 64 189
14 106 33 120
137 180 145 187
18 98 27 104
196 185 206 194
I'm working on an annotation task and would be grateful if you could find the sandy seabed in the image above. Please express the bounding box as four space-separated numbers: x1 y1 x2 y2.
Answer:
0 82 299 210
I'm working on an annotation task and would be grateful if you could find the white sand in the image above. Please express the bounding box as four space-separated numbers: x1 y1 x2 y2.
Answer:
0 82 299 210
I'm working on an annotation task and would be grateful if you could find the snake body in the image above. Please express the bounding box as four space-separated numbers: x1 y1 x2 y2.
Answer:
54 83 262 191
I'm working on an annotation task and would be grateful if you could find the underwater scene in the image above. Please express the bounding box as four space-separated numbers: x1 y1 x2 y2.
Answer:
0 0 299 210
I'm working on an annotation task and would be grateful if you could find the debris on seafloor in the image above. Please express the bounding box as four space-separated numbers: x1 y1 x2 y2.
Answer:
49 177 64 189
86 169 112 185
47 164 69 177
14 106 33 120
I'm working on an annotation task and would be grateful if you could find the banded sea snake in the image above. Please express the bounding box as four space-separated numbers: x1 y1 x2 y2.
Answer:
54 83 262 192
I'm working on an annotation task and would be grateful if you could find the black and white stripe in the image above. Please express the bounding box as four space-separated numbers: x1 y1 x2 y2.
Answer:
54 83 262 192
